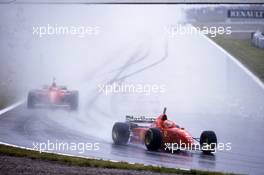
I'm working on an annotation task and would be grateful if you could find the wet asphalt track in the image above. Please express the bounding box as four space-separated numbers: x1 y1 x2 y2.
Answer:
0 32 264 175
0 104 264 175
1 5 264 175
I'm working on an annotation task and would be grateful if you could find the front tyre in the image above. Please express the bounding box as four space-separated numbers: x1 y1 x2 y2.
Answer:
200 131 217 154
27 92 36 109
145 128 162 151
112 122 130 145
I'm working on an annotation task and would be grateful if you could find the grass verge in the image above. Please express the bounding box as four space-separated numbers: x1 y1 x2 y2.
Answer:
0 144 237 175
0 89 18 109
209 35 264 82
0 94 9 109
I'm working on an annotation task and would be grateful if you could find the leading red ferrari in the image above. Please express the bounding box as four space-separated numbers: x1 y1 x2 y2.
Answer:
112 108 217 154
27 79 79 110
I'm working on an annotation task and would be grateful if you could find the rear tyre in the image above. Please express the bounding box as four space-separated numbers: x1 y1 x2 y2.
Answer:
69 91 79 110
112 122 130 145
200 131 217 154
145 128 162 151
27 92 36 109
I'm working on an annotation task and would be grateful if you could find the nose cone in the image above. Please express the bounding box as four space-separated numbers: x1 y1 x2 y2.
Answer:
177 129 194 145
49 91 57 103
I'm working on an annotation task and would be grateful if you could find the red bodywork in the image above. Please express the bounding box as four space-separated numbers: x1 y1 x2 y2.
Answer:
30 85 75 107
35 86 70 104
130 114 195 147
28 82 78 110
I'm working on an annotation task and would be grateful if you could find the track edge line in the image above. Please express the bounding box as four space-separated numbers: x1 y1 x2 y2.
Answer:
0 99 25 116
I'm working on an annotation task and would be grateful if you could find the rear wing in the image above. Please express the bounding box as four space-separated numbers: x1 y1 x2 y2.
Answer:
126 115 156 123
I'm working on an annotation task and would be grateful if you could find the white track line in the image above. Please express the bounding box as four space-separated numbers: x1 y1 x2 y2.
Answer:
200 31 264 90
187 23 264 90
0 141 191 172
0 100 25 116
0 141 99 160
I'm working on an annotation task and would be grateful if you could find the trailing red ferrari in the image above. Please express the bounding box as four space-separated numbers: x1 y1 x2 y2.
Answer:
112 108 217 154
27 79 78 110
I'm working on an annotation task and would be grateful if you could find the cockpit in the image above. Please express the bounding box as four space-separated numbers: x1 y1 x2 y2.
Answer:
164 120 180 129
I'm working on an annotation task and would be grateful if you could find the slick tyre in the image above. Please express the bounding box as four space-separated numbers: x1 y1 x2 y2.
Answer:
145 128 162 151
112 122 130 145
69 91 79 110
27 92 36 109
200 130 217 154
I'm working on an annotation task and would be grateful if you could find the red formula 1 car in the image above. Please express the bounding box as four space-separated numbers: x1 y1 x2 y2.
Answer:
27 80 79 110
112 108 217 154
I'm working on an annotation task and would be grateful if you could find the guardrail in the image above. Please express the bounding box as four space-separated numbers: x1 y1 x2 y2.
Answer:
251 31 264 49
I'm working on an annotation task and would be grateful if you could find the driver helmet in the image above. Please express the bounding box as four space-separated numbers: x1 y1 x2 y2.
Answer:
52 82 56 87
161 114 167 121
